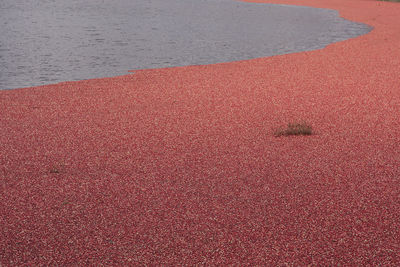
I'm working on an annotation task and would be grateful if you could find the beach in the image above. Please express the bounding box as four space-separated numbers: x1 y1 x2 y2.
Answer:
1 0 400 265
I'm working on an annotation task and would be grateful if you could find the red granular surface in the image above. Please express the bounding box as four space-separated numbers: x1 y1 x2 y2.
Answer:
1 0 400 265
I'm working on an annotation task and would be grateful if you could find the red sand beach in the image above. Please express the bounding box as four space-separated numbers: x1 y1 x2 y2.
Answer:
1 0 400 265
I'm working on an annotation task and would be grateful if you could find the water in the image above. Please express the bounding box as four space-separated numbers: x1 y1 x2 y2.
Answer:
0 0 371 90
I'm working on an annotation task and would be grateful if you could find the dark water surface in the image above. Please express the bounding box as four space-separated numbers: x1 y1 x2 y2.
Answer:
0 0 371 90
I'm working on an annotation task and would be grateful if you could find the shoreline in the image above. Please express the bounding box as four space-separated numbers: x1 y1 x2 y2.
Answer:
1 0 400 265
0 0 370 91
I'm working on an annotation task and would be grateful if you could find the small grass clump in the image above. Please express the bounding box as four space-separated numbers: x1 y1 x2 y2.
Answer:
274 122 313 137
49 161 66 174
49 166 61 174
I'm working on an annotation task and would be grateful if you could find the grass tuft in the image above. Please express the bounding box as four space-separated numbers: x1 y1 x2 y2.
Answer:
49 166 61 174
274 122 313 137
49 161 66 174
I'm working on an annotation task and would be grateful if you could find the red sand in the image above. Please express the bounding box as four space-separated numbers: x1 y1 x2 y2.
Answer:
1 0 400 265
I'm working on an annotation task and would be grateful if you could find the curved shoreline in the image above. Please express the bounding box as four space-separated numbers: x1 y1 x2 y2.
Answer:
0 0 370 90
1 0 400 265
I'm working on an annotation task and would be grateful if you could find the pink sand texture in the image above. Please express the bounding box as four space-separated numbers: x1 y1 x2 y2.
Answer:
1 0 400 265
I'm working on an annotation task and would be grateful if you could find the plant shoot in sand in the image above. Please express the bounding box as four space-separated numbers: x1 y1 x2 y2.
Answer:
274 122 313 137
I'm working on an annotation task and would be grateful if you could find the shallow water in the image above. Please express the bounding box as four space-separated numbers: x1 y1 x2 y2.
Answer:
0 0 371 90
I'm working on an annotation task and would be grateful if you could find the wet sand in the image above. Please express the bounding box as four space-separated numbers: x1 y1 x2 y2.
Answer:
1 0 400 265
